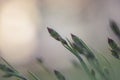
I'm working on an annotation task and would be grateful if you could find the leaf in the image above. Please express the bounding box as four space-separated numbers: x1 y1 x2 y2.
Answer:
54 70 65 80
47 27 62 41
0 64 27 80
47 27 68 45
108 38 119 50
71 60 80 68
1 57 17 72
47 28 109 80
0 64 14 73
91 69 95 77
111 50 119 59
72 43 83 54
2 74 13 78
90 69 97 80
36 58 43 63
28 71 40 80
71 34 85 48
103 68 109 75
71 34 95 59
110 20 120 38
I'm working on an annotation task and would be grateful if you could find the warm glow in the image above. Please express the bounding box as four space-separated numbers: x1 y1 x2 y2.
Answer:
0 0 40 65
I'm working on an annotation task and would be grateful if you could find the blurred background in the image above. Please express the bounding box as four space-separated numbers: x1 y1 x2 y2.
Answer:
0 0 120 80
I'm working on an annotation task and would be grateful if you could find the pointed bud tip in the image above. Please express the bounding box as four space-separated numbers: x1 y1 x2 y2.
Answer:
109 19 115 24
36 58 43 63
54 70 58 74
109 19 115 23
71 33 76 38
109 20 118 29
47 27 53 33
108 38 113 43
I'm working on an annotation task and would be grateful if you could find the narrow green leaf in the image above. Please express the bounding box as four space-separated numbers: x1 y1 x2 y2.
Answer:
71 34 85 48
110 20 120 38
71 34 95 59
108 38 119 50
72 42 84 54
54 70 65 80
2 74 13 78
104 68 109 75
0 60 28 80
0 64 14 73
111 50 119 59
36 58 43 63
47 27 68 45
28 71 40 80
1 57 18 73
91 69 95 76
47 27 62 41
